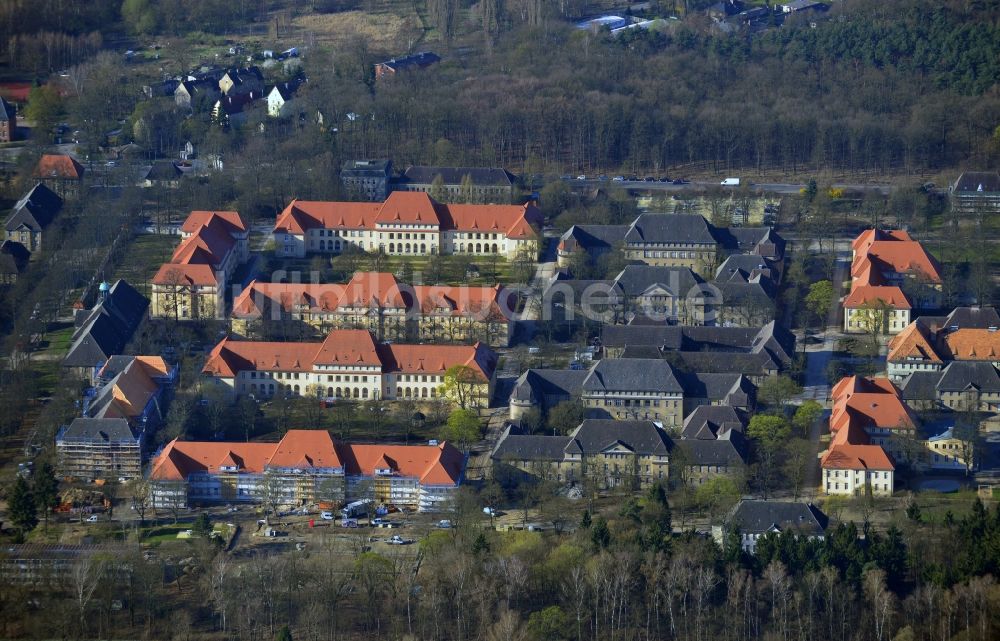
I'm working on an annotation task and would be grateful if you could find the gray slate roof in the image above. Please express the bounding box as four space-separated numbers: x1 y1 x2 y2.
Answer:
59 417 136 443
511 369 590 404
940 307 1000 330
64 280 149 368
341 159 392 177
899 371 940 401
401 166 515 186
677 434 748 466
4 183 63 233
492 433 571 461
681 405 748 439
602 322 794 364
727 499 828 537
560 225 629 253
582 358 683 393
953 171 1000 194
612 265 704 298
0 96 14 122
569 419 672 456
678 372 755 406
936 361 1000 393
625 213 717 245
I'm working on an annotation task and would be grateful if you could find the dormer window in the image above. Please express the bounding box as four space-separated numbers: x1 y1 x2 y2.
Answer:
220 465 238 472
374 467 393 476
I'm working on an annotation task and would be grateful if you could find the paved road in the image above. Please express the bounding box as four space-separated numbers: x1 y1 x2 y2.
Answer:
562 177 897 196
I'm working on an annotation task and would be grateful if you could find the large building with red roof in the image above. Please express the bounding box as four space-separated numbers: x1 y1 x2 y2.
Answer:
843 229 942 334
821 376 904 496
272 191 542 260
232 271 515 345
148 429 465 511
201 329 497 406
33 154 85 197
151 211 248 320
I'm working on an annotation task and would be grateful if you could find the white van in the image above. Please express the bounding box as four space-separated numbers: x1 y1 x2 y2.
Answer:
721 178 740 186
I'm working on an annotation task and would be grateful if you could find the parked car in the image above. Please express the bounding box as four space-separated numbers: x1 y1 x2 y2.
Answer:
341 518 359 528
612 176 625 182
437 519 453 529
483 507 501 517
576 175 586 180
371 517 387 526
320 511 335 520
85 515 100 523
387 534 412 545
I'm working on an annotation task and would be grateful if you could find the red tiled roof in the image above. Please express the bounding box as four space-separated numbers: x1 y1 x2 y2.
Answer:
181 211 246 235
821 444 895 471
273 193 541 239
843 285 911 309
233 274 510 320
33 154 84 180
149 430 464 485
201 331 497 381
152 263 219 287
887 321 942 363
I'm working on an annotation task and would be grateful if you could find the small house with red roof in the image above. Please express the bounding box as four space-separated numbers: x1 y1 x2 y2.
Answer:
148 428 465 511
232 271 515 346
272 190 542 260
843 229 942 334
151 210 248 320
201 328 497 406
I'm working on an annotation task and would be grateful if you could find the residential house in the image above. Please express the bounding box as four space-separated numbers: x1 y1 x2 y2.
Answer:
212 90 262 126
149 430 465 511
231 271 515 346
152 210 249 321
924 427 974 473
393 166 518 204
174 79 220 109
141 161 183 188
218 67 263 96
4 183 63 252
844 229 943 334
56 418 142 481
950 171 1000 216
0 240 29 284
887 307 1000 379
32 154 85 197
821 376 901 496
267 80 304 118
201 329 498 406
491 419 672 489
63 280 150 378
341 159 393 201
374 52 441 80
509 357 755 428
272 191 542 260
714 500 828 554
0 95 15 142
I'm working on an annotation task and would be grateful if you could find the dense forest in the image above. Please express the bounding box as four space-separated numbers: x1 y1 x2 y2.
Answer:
2 0 999 177
3 492 1000 641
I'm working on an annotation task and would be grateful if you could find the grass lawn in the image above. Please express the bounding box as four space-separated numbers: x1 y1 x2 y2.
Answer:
142 524 192 545
113 234 178 288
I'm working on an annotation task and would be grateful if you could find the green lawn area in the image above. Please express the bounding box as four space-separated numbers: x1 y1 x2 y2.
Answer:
141 524 192 545
113 234 178 287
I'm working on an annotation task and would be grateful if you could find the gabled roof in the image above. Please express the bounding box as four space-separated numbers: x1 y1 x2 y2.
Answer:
953 171 1000 194
0 239 29 274
339 441 464 485
64 280 149 368
180 210 246 235
677 436 748 467
59 417 136 443
382 342 497 381
4 183 63 233
510 369 590 404
935 361 1000 393
887 321 942 363
842 285 911 309
491 432 572 462
313 329 381 367
0 96 14 121
378 51 441 72
569 419 672 456
33 154 84 180
152 263 219 287
87 356 170 422
611 264 704 298
681 405 748 440
144 161 182 182
727 500 828 537
821 444 894 471
558 224 629 254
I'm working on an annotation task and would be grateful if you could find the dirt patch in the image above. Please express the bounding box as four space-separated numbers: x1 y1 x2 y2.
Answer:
292 10 427 52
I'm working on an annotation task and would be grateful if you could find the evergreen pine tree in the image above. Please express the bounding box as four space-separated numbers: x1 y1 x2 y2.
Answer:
9 475 38 539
